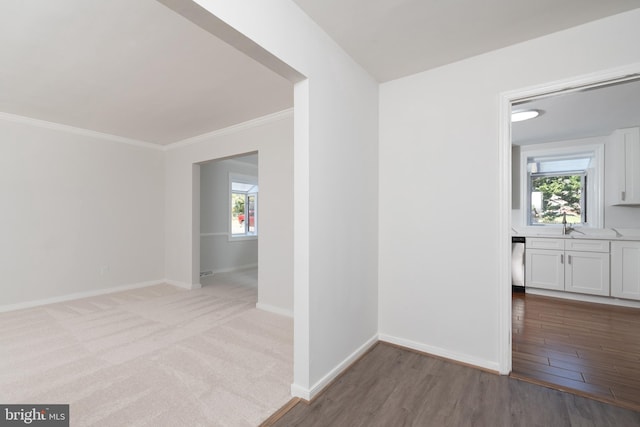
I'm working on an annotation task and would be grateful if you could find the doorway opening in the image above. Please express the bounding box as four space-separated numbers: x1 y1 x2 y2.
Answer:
503 71 640 411
199 152 259 281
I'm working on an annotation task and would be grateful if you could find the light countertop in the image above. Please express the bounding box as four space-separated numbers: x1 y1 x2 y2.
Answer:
512 227 640 241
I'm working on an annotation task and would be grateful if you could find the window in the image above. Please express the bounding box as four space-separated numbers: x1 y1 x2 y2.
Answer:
528 155 589 225
520 143 603 228
230 177 258 238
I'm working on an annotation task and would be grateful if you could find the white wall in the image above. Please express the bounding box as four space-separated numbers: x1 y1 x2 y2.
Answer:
165 113 294 314
379 9 640 370
164 0 379 397
200 157 259 274
0 116 164 308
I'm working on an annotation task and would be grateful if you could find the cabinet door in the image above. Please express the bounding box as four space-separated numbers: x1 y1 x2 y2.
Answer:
526 249 564 290
625 129 640 204
612 127 640 205
611 242 640 300
565 251 610 296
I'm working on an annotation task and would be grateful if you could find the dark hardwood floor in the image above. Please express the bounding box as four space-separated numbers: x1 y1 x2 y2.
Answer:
512 291 640 412
272 342 640 427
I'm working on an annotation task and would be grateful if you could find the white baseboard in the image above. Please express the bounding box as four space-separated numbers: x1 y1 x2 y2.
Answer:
256 302 293 318
290 384 309 401
0 279 165 313
291 333 378 401
378 333 500 373
166 280 202 290
526 288 640 309
201 263 258 276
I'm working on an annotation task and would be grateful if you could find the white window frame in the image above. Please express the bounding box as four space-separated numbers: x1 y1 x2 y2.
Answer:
229 173 258 241
519 141 604 229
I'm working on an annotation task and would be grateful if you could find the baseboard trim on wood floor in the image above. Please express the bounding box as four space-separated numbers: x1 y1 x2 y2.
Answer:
289 334 500 403
259 398 301 427
378 333 500 374
291 333 379 401
0 279 165 313
200 263 259 276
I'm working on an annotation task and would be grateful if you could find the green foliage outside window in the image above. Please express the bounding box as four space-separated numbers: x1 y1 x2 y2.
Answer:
531 175 583 224
232 193 245 217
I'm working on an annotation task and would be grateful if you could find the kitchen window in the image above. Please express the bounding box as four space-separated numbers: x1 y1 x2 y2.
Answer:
520 143 603 228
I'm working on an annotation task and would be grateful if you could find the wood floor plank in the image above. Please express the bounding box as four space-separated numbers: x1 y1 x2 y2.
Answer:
512 292 640 412
514 358 585 381
549 357 621 377
583 372 640 390
512 350 550 365
512 367 612 397
272 343 640 426
611 383 640 407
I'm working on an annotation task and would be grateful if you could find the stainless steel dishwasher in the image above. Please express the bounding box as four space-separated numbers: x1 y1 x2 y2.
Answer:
512 236 525 292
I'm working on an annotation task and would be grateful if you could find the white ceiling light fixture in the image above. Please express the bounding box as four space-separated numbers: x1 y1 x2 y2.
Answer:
512 109 541 122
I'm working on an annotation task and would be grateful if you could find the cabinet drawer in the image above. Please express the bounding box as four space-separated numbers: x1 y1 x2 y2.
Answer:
526 238 564 250
565 239 609 253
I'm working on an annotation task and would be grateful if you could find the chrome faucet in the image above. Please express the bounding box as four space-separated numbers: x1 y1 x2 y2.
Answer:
562 213 573 235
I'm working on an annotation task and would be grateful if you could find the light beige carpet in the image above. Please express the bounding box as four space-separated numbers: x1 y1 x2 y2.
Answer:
0 269 293 426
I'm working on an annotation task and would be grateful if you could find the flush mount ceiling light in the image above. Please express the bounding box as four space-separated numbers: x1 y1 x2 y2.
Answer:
511 109 540 122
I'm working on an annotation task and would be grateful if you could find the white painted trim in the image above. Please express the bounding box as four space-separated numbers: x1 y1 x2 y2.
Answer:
0 111 161 150
256 302 293 318
0 279 165 313
498 61 640 377
290 384 309 401
378 334 500 373
500 64 640 104
192 164 202 287
166 280 202 290
164 108 294 151
526 288 640 309
200 263 258 276
498 92 512 376
292 79 311 396
291 334 378 401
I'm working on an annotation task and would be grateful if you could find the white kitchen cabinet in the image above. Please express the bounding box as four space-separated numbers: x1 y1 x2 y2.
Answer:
611 241 640 300
564 251 610 296
526 248 564 291
525 238 610 296
610 127 640 206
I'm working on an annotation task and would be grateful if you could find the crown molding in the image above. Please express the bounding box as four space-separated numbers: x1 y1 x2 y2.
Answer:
163 108 294 151
0 107 294 152
0 111 162 150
